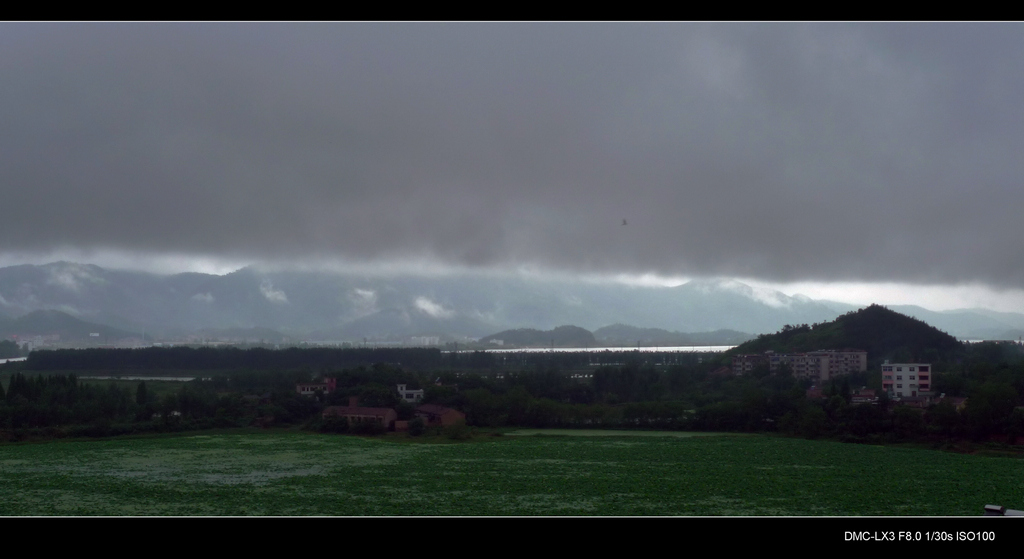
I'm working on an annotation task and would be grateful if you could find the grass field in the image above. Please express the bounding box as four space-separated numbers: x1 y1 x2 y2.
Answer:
505 429 729 437
1 430 1022 515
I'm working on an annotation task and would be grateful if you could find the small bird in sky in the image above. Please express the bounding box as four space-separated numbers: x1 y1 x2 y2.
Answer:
622 219 627 226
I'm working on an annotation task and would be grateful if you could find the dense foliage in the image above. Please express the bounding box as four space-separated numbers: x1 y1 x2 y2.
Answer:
5 334 1024 448
729 305 964 364
24 346 696 372
25 346 446 371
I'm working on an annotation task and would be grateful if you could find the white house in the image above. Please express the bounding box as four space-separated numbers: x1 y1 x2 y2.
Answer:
397 384 424 403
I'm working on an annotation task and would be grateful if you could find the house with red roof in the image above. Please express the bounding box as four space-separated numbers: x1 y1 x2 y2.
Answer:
323 396 397 430
415 404 466 426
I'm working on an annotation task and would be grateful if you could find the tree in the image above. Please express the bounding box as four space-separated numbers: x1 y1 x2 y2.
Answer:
965 381 1019 439
892 405 925 440
136 381 148 406
443 419 470 440
926 400 960 440
1007 407 1024 445
824 395 847 421
408 416 426 437
6 373 25 403
0 340 21 359
876 391 891 413
356 384 400 408
321 415 349 434
396 401 416 421
350 419 387 436
799 406 829 439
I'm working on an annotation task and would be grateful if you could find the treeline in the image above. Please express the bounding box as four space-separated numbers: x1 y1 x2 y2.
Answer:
429 360 1024 444
7 341 1024 447
426 344 1024 444
0 362 453 438
24 346 708 372
427 363 819 431
0 370 325 439
25 347 446 371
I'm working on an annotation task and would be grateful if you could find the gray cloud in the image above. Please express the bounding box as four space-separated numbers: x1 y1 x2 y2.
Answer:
2 23 1024 286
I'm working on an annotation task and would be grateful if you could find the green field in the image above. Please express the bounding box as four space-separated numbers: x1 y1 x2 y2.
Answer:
1 431 1021 515
505 429 728 437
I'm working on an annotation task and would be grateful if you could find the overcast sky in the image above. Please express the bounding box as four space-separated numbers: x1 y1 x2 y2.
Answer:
3 22 1024 311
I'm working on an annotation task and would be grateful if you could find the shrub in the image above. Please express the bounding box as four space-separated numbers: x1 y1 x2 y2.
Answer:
408 417 425 437
443 421 470 441
320 416 349 434
350 419 387 436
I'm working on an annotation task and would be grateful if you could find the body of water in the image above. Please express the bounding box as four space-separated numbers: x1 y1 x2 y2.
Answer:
78 375 200 382
449 345 734 353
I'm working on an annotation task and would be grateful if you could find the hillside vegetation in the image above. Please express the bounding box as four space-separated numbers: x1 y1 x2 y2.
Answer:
728 304 964 364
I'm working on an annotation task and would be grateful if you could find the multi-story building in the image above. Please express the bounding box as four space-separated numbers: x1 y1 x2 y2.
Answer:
769 349 867 382
732 349 867 381
296 377 337 396
881 362 931 398
731 353 769 375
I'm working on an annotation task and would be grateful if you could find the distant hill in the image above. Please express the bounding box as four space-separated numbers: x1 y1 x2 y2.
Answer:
0 309 139 342
593 324 754 347
190 326 290 343
480 325 597 348
728 304 964 363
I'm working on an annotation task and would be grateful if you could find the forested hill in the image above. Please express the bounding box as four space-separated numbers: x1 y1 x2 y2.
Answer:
479 325 596 347
728 304 964 363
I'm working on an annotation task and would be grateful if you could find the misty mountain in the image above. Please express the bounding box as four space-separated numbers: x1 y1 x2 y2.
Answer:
593 324 754 347
0 309 138 342
187 327 290 344
885 305 1024 341
0 262 1022 342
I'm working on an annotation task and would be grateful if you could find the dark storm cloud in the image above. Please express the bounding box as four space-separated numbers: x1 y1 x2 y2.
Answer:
2 22 1024 285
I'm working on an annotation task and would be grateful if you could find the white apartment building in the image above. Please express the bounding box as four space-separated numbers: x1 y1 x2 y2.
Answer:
881 362 931 398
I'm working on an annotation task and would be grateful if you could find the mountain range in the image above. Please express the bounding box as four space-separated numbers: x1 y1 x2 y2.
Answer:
0 262 1022 343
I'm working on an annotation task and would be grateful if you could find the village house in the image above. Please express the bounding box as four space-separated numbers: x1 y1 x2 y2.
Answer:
415 404 466 427
934 393 968 411
851 387 878 405
323 396 398 430
731 353 768 375
296 377 337 396
709 366 732 377
397 383 424 403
